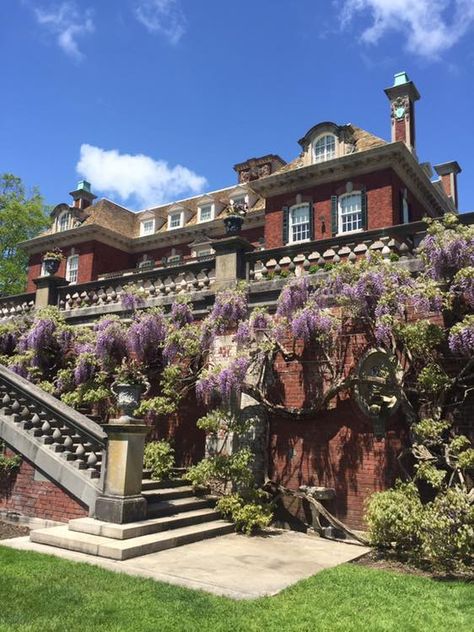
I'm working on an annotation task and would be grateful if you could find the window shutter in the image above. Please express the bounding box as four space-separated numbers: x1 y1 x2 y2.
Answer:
331 196 338 235
282 206 289 244
361 188 368 230
309 202 315 240
398 190 404 224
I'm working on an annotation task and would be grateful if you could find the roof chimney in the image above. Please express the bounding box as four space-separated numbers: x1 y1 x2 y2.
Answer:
434 161 462 210
69 180 97 210
233 155 286 184
384 72 420 153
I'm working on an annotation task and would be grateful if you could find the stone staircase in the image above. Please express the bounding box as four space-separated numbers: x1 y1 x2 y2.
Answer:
0 363 233 559
30 470 234 560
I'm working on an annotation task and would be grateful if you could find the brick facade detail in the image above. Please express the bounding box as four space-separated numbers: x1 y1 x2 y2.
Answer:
0 448 87 523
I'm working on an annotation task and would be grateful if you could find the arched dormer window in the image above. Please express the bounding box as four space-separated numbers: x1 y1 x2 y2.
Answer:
57 210 72 232
313 134 337 163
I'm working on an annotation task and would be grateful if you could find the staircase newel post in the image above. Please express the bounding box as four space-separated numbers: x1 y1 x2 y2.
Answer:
94 412 148 524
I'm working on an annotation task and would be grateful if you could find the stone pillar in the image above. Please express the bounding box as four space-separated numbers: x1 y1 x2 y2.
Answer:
33 276 68 309
212 236 254 291
94 423 148 524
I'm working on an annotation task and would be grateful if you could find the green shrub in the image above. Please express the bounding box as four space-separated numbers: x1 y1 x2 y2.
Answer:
421 488 474 573
366 481 474 573
365 481 423 557
217 491 273 535
185 449 254 491
0 442 21 474
143 440 174 481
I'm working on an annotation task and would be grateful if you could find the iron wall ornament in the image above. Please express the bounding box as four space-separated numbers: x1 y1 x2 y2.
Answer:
354 349 402 438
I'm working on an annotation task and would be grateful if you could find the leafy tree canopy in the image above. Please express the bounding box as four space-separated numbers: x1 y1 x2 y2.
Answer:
0 173 50 296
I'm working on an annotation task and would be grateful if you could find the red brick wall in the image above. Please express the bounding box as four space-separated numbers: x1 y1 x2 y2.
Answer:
0 448 87 522
264 168 430 249
270 403 406 530
26 242 132 291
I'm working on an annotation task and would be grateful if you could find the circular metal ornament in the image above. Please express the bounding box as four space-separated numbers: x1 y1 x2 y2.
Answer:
354 349 402 420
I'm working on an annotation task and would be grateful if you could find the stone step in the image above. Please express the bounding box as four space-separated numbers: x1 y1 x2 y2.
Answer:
68 508 221 540
30 520 234 561
147 496 214 518
141 486 195 502
141 478 189 491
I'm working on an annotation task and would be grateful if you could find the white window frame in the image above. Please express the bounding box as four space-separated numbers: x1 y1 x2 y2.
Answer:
402 196 410 224
313 134 337 164
140 218 155 236
168 211 183 230
57 210 72 232
66 254 79 284
288 203 311 244
338 191 363 235
198 203 214 223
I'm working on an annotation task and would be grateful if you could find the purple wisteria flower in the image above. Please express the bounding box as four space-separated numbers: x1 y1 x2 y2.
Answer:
291 303 334 343
196 356 250 404
210 288 248 333
170 301 194 328
127 311 166 364
233 322 251 345
95 320 128 368
448 316 474 357
73 353 98 386
276 277 310 318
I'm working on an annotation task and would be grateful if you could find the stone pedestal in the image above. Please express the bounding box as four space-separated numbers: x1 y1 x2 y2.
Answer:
94 423 148 524
212 236 254 290
33 275 68 309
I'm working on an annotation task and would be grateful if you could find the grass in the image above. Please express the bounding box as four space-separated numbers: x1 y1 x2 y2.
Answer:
0 546 472 632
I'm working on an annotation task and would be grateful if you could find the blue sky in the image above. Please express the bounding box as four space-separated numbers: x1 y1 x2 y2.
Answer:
1 0 474 212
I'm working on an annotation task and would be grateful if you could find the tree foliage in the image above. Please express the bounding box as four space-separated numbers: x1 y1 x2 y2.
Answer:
0 174 50 296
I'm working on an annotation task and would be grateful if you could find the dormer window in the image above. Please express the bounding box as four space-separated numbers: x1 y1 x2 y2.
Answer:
313 134 336 163
140 218 155 236
168 211 183 230
198 204 214 223
57 210 72 232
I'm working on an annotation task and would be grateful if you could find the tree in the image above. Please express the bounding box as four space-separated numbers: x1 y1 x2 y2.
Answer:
0 174 50 296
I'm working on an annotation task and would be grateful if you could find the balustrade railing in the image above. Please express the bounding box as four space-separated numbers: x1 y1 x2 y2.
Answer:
59 258 216 311
0 292 35 321
246 223 426 281
0 363 106 480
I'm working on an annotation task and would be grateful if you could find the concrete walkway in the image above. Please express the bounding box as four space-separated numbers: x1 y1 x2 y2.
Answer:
1 529 369 600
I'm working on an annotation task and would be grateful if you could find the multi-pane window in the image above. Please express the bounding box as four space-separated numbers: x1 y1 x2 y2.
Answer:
199 204 213 222
339 193 362 233
58 211 72 232
140 219 155 236
169 212 182 229
289 204 311 243
313 135 336 163
66 254 79 284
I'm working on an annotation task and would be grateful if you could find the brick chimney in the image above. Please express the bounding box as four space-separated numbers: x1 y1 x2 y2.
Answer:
434 161 462 210
384 72 420 153
69 180 97 210
233 155 286 184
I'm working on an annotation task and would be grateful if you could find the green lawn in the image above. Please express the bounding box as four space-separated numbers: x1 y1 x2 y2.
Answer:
0 546 472 632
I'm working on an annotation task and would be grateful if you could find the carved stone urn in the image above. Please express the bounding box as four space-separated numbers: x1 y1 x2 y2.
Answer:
43 258 61 276
111 381 150 424
223 214 244 235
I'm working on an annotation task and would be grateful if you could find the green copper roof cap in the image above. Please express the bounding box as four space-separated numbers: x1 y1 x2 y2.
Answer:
393 72 410 86
76 180 91 192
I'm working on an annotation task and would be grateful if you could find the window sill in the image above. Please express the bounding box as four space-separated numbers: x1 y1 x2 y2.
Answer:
336 228 363 237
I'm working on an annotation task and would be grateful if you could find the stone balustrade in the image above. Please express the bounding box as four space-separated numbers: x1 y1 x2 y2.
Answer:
59 259 216 312
247 223 426 281
0 292 35 321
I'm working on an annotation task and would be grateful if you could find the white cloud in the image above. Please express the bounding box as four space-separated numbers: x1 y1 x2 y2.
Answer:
76 144 207 209
339 0 474 58
34 1 94 61
133 0 186 44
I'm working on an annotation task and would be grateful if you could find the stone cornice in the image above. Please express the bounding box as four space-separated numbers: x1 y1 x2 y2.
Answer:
20 210 266 255
250 142 450 217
